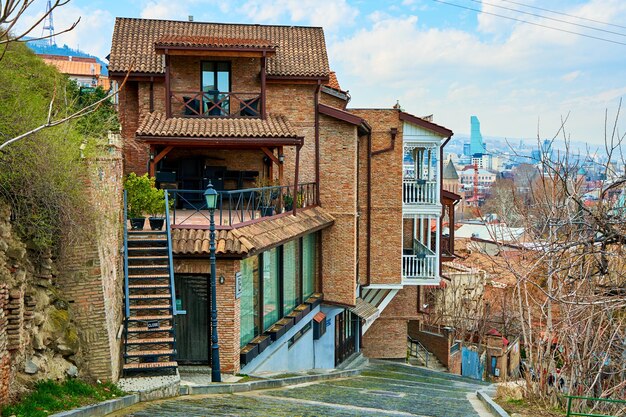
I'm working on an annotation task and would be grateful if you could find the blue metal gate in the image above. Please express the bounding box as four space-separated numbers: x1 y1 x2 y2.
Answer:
462 347 484 380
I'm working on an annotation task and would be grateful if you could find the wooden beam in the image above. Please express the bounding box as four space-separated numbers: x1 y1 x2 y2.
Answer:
278 146 284 186
293 145 301 216
261 54 267 119
165 55 171 118
154 145 174 165
261 147 279 164
157 50 269 58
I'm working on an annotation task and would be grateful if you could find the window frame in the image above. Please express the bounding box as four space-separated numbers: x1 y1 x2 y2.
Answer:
200 60 232 93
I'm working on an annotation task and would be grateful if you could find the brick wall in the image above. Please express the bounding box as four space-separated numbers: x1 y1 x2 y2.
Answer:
350 109 403 286
118 82 147 175
410 328 451 367
266 83 317 185
0 283 9 404
362 318 406 359
55 146 124 381
318 115 358 306
174 258 241 374
449 350 461 374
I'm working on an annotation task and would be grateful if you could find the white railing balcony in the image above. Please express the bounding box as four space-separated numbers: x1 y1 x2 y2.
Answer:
402 238 438 279
402 254 437 279
403 179 438 205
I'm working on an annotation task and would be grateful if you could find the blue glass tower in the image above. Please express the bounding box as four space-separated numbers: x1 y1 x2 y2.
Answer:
470 116 486 156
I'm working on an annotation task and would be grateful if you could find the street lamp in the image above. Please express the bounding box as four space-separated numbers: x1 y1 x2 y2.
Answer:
204 182 221 382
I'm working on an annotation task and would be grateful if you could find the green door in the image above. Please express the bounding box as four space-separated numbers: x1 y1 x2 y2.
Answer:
174 275 209 364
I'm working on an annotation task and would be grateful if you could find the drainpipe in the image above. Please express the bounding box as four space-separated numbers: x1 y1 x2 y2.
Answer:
366 126 398 287
314 81 321 205
438 136 452 277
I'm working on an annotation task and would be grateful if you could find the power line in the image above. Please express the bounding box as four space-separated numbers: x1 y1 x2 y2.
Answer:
469 0 626 38
429 0 626 47
499 0 626 31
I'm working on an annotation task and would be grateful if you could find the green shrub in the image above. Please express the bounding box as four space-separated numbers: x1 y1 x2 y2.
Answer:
0 379 124 417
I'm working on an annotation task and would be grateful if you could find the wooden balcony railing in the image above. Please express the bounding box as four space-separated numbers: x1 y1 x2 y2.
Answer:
169 91 262 118
403 179 438 205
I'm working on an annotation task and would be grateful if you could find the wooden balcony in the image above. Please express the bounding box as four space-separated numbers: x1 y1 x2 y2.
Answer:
168 91 263 119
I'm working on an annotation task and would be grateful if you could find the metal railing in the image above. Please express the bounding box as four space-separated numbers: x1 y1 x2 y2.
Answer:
403 179 438 205
167 182 317 227
170 91 262 118
565 395 626 417
164 191 183 315
408 335 429 367
403 239 437 279
122 190 130 319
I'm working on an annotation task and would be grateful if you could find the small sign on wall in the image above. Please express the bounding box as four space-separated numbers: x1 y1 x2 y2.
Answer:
235 272 242 299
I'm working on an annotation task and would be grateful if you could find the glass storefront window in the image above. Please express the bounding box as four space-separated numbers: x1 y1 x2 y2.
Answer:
240 256 260 347
262 248 280 331
302 233 316 299
282 240 300 315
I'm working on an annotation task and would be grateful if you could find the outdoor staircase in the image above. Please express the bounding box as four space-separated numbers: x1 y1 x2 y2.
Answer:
407 337 447 372
122 192 178 375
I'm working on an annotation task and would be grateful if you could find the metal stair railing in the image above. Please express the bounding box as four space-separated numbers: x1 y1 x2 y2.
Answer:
165 191 184 316
407 335 429 367
122 190 130 361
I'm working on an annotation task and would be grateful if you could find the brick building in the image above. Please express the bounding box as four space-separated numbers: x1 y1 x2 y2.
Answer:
109 17 454 376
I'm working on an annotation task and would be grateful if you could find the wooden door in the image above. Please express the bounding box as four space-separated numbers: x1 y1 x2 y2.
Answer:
174 275 209 364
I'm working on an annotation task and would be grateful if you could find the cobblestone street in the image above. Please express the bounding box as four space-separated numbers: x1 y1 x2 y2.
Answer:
110 362 495 417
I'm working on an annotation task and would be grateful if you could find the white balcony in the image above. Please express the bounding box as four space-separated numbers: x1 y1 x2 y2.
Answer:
403 179 438 205
402 238 438 280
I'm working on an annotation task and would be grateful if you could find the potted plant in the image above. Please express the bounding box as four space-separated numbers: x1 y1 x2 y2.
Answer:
124 173 153 230
147 188 169 230
283 193 294 211
254 177 277 217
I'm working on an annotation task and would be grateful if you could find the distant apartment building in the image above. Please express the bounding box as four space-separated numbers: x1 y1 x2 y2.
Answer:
40 54 110 90
459 167 497 191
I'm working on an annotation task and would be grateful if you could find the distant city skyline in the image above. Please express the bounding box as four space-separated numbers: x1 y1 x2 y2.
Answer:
14 0 626 144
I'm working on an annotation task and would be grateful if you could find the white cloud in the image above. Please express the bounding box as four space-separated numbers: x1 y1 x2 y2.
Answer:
12 0 114 60
330 2 626 142
562 71 581 82
140 1 190 20
239 0 358 31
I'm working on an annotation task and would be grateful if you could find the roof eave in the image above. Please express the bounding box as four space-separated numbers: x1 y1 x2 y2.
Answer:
399 111 453 138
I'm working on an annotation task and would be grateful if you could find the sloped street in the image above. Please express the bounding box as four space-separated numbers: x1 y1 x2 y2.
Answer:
111 362 496 417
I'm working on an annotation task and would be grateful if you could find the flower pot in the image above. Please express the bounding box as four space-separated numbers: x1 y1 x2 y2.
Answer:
261 206 274 217
149 217 165 230
129 217 145 230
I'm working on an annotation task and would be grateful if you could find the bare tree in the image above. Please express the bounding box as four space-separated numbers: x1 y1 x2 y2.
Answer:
474 103 626 414
1 0 79 47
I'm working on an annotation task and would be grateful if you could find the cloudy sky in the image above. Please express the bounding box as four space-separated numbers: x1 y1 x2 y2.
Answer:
16 0 626 144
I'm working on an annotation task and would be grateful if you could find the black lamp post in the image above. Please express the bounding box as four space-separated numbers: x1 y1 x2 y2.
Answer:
204 181 221 382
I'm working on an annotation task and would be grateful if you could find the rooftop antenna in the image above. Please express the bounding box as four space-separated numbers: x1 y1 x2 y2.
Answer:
41 0 56 46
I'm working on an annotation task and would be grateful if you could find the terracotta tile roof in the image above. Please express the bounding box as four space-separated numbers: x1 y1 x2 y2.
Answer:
109 18 330 77
171 206 334 256
136 112 298 139
325 71 342 91
43 58 101 77
171 229 251 255
155 35 277 49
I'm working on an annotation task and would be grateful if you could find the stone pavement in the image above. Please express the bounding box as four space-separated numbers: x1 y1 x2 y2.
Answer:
108 361 496 417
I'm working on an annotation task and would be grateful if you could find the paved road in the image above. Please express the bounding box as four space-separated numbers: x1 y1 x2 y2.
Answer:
111 361 494 417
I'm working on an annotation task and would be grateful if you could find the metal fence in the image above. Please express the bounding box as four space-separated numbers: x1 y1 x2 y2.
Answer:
166 182 317 227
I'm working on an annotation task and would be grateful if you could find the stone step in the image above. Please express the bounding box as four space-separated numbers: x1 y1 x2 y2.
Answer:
128 283 171 289
123 361 178 371
125 349 175 358
126 337 174 345
130 304 171 311
127 314 173 322
128 274 170 280
126 325 173 333
129 294 172 300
